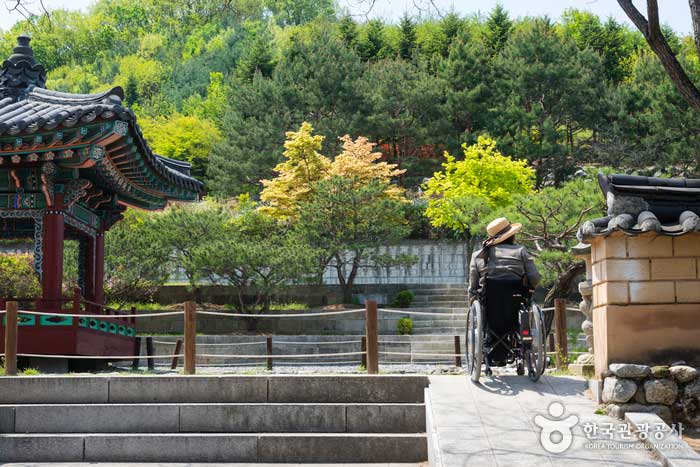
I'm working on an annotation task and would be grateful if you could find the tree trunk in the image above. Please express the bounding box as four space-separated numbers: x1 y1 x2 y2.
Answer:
544 261 585 307
617 0 700 109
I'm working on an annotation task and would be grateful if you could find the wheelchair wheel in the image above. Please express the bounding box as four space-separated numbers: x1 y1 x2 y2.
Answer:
525 303 546 382
466 300 484 383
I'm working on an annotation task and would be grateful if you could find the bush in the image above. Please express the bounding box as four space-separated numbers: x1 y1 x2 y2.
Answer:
397 317 413 335
0 254 41 299
392 290 414 308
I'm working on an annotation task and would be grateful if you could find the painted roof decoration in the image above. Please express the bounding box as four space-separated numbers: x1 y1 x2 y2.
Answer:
0 35 203 211
578 173 700 239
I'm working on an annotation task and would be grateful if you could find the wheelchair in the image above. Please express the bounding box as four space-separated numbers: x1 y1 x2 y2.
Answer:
466 278 548 383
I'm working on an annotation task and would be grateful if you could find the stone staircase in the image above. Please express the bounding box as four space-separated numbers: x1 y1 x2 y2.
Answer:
406 285 468 335
0 375 429 463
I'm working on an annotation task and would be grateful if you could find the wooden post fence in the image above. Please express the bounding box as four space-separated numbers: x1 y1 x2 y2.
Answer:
171 339 183 370
132 336 141 370
364 300 378 374
4 301 18 375
184 301 196 375
146 336 155 371
554 298 568 369
266 336 273 370
454 335 462 367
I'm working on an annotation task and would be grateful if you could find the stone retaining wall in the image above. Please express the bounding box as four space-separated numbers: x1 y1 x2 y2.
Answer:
602 362 700 428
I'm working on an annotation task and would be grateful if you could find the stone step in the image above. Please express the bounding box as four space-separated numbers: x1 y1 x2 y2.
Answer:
0 403 425 434
0 432 428 463
408 300 468 308
0 375 428 404
410 288 468 295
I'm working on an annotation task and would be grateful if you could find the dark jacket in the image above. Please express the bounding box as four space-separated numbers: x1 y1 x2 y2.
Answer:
468 243 540 300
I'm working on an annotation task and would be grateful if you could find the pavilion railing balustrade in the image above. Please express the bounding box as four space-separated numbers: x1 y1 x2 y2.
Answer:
0 298 578 376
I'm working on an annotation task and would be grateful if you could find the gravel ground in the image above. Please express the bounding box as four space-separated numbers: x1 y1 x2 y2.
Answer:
109 362 467 375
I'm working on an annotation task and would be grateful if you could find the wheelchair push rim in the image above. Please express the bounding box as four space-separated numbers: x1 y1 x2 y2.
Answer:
525 303 546 382
466 300 483 383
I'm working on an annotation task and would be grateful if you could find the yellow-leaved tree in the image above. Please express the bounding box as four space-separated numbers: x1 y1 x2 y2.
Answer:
260 122 406 219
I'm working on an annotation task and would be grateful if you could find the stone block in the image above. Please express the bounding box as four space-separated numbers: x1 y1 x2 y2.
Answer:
0 377 108 404
346 403 426 433
593 235 627 263
594 282 629 306
108 376 268 403
629 281 675 304
673 234 700 257
179 403 346 433
267 376 428 403
607 403 673 425
651 258 696 280
609 363 651 379
14 404 179 433
627 235 673 258
602 377 637 403
604 259 649 281
83 434 257 462
675 281 700 303
0 406 14 433
256 433 427 463
644 379 678 405
651 366 670 378
0 434 85 462
669 365 698 383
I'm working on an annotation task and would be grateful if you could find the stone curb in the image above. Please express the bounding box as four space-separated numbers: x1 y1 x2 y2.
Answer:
625 412 700 467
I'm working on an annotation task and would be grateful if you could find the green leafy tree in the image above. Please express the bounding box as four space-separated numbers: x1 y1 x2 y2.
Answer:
495 18 607 184
296 177 416 303
494 174 606 303
104 210 171 306
193 203 316 324
0 254 41 299
140 114 221 179
423 136 534 256
153 200 229 302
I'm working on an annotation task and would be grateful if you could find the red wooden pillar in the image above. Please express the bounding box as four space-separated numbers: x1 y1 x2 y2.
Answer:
41 197 65 310
94 231 105 307
82 237 95 311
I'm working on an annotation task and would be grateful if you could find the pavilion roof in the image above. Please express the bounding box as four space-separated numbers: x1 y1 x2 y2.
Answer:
0 35 203 210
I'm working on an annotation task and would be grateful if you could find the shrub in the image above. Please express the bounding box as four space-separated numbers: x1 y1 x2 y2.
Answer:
397 317 413 335
0 254 41 299
392 290 415 308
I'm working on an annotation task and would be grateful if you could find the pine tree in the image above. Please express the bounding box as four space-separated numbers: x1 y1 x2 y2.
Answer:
483 4 512 57
338 14 358 48
358 19 386 61
124 75 139 107
398 14 417 59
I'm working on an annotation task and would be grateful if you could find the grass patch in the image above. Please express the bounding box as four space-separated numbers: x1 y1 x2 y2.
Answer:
19 368 40 376
548 367 572 376
222 302 308 312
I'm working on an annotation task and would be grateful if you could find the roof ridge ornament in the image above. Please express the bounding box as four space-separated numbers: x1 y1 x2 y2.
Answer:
0 35 47 98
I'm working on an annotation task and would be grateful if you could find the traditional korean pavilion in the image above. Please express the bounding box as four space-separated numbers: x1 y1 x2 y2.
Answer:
0 36 203 361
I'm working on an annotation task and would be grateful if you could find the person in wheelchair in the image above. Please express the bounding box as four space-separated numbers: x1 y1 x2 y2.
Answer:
468 217 541 369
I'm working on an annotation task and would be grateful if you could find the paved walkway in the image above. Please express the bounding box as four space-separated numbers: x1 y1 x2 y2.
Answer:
428 372 663 467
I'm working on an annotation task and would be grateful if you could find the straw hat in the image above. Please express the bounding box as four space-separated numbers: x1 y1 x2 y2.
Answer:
484 217 522 247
